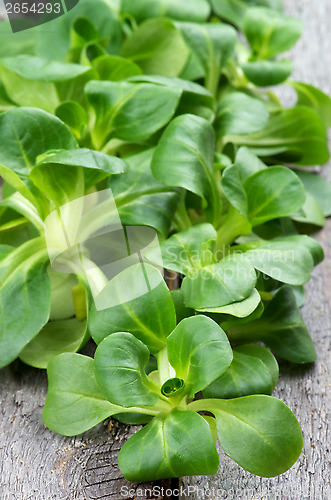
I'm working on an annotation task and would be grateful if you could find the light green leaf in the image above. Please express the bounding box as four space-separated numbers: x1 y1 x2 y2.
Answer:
167 315 233 396
86 80 182 149
55 101 88 139
109 148 180 236
233 147 266 182
0 249 51 368
120 18 189 77
121 0 211 22
181 254 257 309
293 169 331 217
289 81 331 128
146 224 217 275
92 55 143 81
197 288 261 316
243 7 302 59
291 191 325 227
227 107 330 166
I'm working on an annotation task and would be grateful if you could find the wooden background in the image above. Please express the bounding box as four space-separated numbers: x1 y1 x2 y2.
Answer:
1 0 331 498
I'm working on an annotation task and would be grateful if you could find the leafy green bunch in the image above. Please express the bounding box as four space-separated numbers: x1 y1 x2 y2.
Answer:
0 0 331 483
43 265 303 481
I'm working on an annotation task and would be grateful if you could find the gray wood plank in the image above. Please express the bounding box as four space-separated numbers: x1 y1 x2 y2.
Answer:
1 1 331 499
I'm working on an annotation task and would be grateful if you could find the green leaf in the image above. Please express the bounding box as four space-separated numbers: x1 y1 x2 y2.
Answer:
19 317 88 369
181 254 257 309
244 240 314 285
203 344 278 399
118 409 219 481
210 0 247 28
226 286 317 363
127 74 215 121
171 290 195 323
0 108 78 176
151 114 221 226
167 315 232 396
89 264 176 353
33 148 127 192
120 18 189 77
216 92 269 138
193 396 303 476
92 55 143 81
289 81 331 129
233 147 266 182
109 148 179 236
242 60 293 87
227 107 330 166
175 22 237 94
47 267 77 321
0 20 37 57
86 80 182 149
43 353 123 436
197 288 261 316
291 191 325 227
293 169 331 217
274 235 324 266
0 249 51 368
243 7 302 59
0 56 96 113
243 166 306 226
55 101 88 139
121 0 211 22
36 0 122 62
147 223 217 275
95 332 159 407
221 164 248 218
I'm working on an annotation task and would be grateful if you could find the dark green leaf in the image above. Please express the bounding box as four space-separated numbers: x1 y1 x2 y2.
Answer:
289 81 331 128
203 344 278 398
193 396 303 476
118 409 219 481
43 353 123 436
226 286 317 363
216 92 269 138
55 101 88 139
89 264 176 353
151 114 221 226
95 333 159 407
167 315 233 395
0 108 77 176
242 60 293 87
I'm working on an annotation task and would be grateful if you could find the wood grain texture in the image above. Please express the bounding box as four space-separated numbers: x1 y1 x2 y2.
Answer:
1 1 331 499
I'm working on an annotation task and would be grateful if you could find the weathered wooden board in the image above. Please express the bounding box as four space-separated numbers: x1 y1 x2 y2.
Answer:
0 1 331 499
